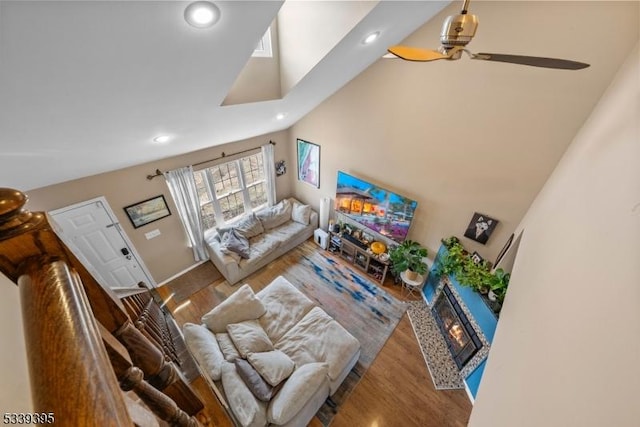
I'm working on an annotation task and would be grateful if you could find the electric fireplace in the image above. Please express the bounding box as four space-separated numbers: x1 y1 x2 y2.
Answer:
432 284 483 369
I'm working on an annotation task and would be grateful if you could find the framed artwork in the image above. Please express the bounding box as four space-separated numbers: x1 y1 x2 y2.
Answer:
464 212 498 244
124 195 171 228
297 139 320 188
275 160 286 176
494 233 514 267
471 251 484 265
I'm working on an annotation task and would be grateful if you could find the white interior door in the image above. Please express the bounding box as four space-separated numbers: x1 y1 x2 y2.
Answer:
49 197 155 289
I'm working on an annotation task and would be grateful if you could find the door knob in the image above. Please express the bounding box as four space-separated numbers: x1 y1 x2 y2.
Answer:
121 248 130 256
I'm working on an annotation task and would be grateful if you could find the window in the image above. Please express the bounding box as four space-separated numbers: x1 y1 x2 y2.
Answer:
194 153 268 230
252 27 272 58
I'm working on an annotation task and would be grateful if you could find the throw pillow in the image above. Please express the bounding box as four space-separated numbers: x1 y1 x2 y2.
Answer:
234 358 278 402
215 333 241 362
233 213 264 238
267 362 329 425
220 228 250 259
201 284 266 333
226 320 274 358
291 202 311 225
247 350 295 387
220 362 268 427
256 199 292 230
182 323 225 381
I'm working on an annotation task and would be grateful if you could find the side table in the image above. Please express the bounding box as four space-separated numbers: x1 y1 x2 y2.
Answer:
400 271 425 299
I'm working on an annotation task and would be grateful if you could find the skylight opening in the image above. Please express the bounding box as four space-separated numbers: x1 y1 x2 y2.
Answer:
253 27 273 58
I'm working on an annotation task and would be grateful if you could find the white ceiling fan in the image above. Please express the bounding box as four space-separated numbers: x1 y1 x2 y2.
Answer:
388 0 590 70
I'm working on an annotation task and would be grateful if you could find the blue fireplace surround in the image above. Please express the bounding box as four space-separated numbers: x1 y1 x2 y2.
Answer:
423 245 498 399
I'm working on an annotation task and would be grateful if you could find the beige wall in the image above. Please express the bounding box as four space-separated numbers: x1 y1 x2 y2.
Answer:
25 130 292 284
470 43 640 426
289 1 638 262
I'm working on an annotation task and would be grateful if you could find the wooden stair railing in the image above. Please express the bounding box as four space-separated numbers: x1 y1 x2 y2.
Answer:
0 188 204 426
14 258 134 425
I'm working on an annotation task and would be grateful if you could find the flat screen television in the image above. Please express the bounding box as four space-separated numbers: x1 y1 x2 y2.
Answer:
335 171 417 243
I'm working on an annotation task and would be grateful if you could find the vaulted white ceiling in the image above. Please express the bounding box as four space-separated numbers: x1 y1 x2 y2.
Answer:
0 0 450 190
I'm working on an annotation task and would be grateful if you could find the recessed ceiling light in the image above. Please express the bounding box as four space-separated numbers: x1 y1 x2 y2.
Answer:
276 113 286 120
184 1 221 29
363 32 380 45
153 135 171 143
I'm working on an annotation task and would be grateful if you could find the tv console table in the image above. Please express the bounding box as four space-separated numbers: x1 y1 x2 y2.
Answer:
327 231 390 285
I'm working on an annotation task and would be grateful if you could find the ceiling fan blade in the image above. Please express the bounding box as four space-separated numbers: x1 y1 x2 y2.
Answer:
387 45 449 62
473 53 590 70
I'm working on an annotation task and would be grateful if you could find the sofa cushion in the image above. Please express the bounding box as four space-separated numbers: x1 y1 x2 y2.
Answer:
215 333 241 362
267 362 329 425
256 276 315 342
291 202 311 225
183 323 225 381
266 221 309 246
202 284 266 333
233 213 265 238
238 234 280 269
256 199 292 230
221 362 268 427
220 228 250 259
234 358 278 402
227 320 274 358
275 307 361 382
247 350 295 387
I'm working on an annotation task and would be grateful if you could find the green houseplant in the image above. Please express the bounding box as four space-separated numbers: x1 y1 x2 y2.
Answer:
487 268 510 302
436 236 511 311
389 240 428 280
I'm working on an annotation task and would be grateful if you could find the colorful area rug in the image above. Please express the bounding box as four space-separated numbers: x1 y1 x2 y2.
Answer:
277 244 407 425
406 300 464 389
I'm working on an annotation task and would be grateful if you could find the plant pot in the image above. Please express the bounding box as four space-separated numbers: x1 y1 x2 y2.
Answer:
405 270 418 281
488 290 497 301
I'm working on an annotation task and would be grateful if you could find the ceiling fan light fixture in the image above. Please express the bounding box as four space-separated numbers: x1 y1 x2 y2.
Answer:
184 1 221 29
363 32 380 45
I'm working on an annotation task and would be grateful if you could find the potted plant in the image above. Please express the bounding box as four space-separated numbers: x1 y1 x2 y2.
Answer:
389 240 428 281
487 268 510 302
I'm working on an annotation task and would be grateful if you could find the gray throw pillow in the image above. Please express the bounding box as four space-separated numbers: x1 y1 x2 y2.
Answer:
234 358 279 402
220 228 250 259
234 213 264 238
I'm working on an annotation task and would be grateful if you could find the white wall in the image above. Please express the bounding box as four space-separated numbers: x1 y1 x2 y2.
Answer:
0 274 32 413
277 1 377 95
470 43 640 426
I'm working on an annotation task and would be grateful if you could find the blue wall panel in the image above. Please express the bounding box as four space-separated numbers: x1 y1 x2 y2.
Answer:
422 244 499 399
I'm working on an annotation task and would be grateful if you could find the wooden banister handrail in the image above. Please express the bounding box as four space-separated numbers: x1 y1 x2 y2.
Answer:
18 259 133 426
0 188 206 424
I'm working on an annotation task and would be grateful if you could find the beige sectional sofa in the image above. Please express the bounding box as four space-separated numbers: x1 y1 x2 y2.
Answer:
204 198 318 285
184 276 361 427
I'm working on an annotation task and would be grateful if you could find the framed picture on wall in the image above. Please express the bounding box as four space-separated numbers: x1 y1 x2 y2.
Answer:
124 195 171 228
297 139 320 188
464 212 499 244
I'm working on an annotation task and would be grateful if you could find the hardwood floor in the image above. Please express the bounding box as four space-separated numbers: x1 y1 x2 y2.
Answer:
159 240 472 427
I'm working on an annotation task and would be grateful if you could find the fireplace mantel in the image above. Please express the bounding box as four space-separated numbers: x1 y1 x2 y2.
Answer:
423 244 499 399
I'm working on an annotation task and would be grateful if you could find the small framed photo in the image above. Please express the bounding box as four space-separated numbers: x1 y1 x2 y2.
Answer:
275 160 286 176
124 195 171 228
464 212 499 244
471 251 484 265
297 139 320 188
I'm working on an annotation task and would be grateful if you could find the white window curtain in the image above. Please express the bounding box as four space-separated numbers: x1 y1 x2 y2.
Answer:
261 143 277 207
164 166 208 262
